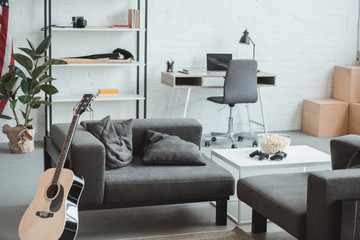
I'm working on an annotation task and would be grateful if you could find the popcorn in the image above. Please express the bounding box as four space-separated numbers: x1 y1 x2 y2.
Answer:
258 134 291 154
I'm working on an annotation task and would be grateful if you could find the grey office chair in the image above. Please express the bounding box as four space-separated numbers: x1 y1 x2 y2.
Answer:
205 59 258 148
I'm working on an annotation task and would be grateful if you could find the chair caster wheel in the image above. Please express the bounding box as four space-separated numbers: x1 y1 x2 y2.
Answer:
252 140 258 147
231 144 238 149
211 137 217 142
205 141 210 147
238 136 244 142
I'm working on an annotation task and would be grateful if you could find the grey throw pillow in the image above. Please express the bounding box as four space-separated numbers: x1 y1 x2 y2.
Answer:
143 130 206 166
346 149 360 169
86 115 133 169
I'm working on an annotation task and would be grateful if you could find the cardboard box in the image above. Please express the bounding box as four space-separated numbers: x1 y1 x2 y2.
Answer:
348 103 360 134
333 66 360 103
302 98 349 137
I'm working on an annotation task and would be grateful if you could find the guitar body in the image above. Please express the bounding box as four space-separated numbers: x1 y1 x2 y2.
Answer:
19 168 84 240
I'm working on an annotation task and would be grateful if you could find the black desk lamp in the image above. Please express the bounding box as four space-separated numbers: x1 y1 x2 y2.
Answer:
239 28 256 60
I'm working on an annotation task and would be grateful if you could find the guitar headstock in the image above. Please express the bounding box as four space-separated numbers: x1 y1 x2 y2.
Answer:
75 94 94 116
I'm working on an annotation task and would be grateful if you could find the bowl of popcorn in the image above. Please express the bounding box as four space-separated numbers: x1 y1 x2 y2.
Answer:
257 134 291 154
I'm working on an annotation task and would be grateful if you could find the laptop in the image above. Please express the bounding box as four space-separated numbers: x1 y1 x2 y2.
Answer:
206 53 232 73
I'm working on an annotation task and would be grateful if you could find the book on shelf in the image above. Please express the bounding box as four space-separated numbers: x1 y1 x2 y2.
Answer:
179 68 208 75
128 9 140 28
98 89 119 94
111 24 131 28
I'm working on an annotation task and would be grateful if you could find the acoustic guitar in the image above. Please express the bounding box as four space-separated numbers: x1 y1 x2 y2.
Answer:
19 94 94 240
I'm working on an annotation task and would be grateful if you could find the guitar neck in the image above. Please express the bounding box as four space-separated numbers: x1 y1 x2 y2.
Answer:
52 114 80 184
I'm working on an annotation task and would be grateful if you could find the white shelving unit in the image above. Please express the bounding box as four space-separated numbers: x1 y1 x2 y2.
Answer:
44 0 148 133
52 95 145 103
51 61 145 67
51 26 146 32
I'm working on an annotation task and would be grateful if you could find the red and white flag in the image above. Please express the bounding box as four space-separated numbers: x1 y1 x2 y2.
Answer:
0 0 14 115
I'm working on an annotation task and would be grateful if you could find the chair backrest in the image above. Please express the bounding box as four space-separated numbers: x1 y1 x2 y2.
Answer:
223 59 258 105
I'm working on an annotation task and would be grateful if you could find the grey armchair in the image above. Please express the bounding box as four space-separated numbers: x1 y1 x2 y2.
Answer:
237 135 360 240
206 59 258 149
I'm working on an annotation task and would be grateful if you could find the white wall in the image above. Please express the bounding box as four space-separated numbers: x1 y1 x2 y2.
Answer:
0 0 359 143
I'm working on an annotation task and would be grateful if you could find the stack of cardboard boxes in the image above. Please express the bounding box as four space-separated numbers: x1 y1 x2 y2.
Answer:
302 66 360 137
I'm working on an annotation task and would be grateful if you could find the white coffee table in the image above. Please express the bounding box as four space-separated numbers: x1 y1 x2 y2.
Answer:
211 145 331 225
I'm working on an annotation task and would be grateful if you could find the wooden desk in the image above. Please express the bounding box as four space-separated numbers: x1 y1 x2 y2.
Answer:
161 71 276 133
161 71 276 88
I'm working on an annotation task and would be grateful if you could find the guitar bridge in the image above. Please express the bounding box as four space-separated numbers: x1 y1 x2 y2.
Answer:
36 211 54 218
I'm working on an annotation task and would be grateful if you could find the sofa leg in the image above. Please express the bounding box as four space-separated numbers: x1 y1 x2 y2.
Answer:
252 209 267 233
216 199 227 225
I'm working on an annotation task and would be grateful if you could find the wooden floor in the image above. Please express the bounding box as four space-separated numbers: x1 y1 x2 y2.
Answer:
0 131 331 240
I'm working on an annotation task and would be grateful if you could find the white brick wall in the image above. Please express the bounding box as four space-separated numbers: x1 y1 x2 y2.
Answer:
0 0 358 142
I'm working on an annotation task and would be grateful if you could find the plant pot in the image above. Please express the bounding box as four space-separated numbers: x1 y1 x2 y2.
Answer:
2 124 35 153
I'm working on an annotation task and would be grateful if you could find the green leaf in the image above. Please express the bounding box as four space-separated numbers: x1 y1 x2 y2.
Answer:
0 72 13 83
36 100 51 106
40 85 58 95
28 118 33 123
35 35 52 54
20 110 26 119
38 75 54 85
0 83 6 95
31 65 48 80
18 95 33 104
33 86 41 95
19 48 42 61
5 77 18 91
9 100 17 109
43 59 67 66
0 114 12 120
31 104 41 109
9 65 27 80
12 54 33 71
0 95 9 100
27 39 36 51
20 79 29 94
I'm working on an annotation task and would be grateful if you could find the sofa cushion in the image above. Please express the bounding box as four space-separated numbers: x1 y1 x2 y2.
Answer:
103 154 234 206
346 149 360 168
237 172 309 239
143 130 205 166
86 115 133 169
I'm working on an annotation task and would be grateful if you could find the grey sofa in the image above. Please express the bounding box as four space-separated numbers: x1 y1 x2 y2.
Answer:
44 118 235 225
237 134 360 239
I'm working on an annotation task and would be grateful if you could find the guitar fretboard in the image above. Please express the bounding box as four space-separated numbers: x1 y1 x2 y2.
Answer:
52 114 80 184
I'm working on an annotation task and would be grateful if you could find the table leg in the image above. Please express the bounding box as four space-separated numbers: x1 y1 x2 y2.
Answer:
183 88 192 118
237 169 242 225
170 89 176 118
258 87 268 134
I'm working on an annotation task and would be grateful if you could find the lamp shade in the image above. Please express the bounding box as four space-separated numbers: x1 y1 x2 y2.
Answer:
239 28 256 60
239 29 250 44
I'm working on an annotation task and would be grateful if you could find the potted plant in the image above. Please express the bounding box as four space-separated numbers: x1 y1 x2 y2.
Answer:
0 35 66 153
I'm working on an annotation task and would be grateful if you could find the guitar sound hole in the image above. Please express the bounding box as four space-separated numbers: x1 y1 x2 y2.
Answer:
46 184 59 199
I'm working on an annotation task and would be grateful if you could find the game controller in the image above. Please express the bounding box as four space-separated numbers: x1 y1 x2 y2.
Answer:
249 150 269 160
249 150 262 158
250 150 287 161
259 153 269 160
270 151 287 161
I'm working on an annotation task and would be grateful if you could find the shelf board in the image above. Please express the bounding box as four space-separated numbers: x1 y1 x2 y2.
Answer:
51 26 146 32
52 94 145 103
52 61 145 67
